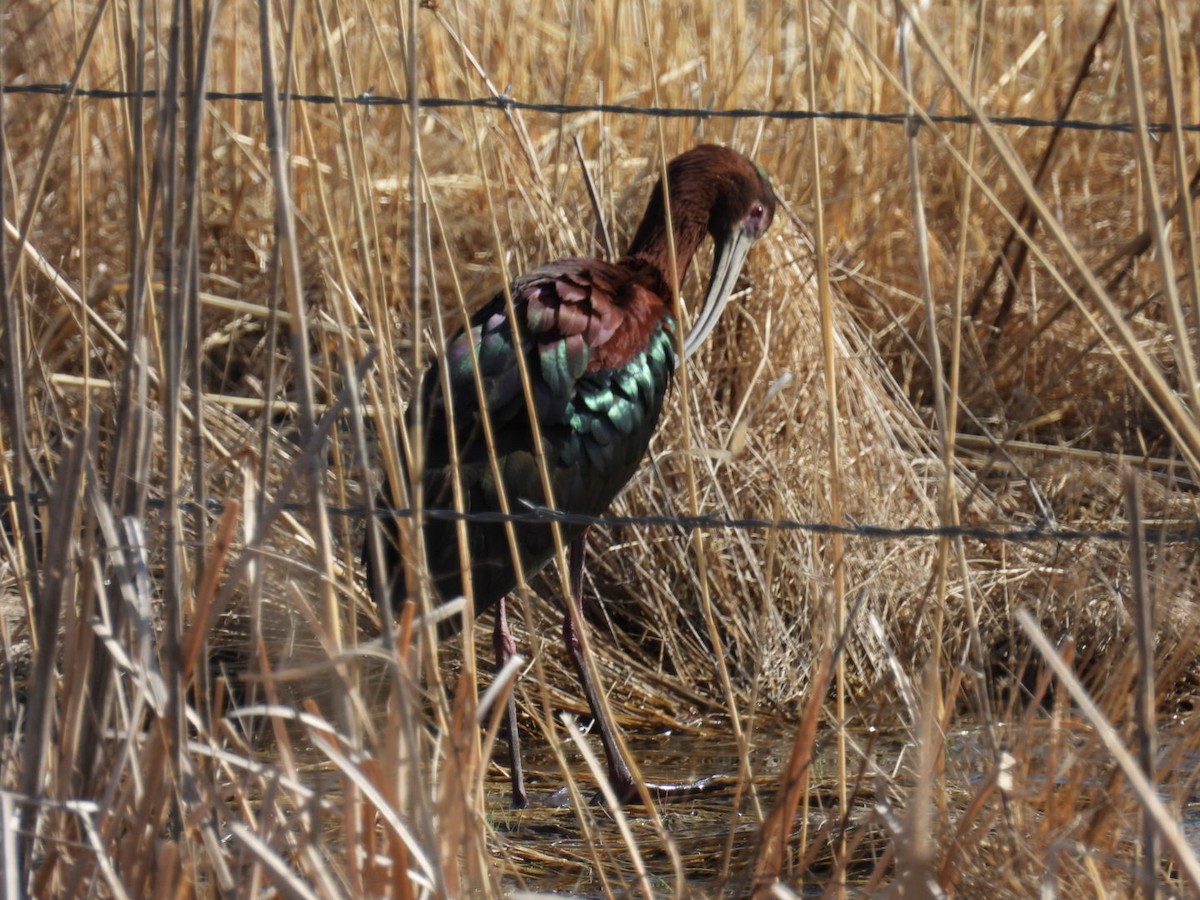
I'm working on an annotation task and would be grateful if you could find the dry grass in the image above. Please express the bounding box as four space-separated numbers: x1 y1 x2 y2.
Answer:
3 0 1200 895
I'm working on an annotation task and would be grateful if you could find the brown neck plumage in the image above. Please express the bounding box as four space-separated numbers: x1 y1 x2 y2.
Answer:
623 175 714 293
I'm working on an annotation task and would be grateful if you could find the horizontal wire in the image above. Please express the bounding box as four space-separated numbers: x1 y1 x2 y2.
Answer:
355 503 1199 545
4 83 1198 135
1 492 1196 545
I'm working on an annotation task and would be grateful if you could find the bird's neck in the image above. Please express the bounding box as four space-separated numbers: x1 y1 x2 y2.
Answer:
623 180 713 293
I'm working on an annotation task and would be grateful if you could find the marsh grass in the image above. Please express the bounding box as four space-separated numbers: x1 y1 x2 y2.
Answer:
2 0 1200 895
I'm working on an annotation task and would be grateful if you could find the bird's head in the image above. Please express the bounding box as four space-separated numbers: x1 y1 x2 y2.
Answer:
656 144 777 358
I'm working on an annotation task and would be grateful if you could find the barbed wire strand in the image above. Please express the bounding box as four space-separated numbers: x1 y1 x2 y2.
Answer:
4 84 1199 135
1 492 1197 545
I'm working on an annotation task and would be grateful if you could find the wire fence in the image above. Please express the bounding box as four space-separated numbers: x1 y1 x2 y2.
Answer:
3 84 1198 554
5 83 1200 135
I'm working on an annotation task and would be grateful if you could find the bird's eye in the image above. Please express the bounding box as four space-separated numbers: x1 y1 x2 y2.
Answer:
743 201 769 236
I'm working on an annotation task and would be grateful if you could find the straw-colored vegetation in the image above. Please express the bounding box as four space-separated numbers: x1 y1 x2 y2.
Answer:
3 0 1199 895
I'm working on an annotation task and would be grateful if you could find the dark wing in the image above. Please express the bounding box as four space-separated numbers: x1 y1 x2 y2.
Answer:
420 258 629 467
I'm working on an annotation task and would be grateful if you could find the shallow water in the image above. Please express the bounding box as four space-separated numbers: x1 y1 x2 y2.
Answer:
484 720 878 895
483 716 1200 895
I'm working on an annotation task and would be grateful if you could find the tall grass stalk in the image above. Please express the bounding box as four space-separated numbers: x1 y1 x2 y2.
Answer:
2 0 1198 894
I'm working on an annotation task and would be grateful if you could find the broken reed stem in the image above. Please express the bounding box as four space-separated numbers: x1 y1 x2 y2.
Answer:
750 645 834 894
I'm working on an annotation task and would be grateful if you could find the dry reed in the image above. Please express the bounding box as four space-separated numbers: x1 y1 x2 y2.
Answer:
2 0 1199 896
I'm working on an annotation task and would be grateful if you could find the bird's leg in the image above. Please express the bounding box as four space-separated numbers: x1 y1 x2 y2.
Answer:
493 596 529 808
562 532 638 801
561 533 721 806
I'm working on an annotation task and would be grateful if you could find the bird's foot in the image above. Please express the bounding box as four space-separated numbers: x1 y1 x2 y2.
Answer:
542 786 573 808
540 773 726 808
640 774 725 800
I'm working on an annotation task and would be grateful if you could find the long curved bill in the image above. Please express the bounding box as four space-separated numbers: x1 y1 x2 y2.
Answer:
682 227 756 360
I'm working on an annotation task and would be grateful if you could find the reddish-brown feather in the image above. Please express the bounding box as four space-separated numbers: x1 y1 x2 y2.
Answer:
519 258 668 373
587 280 669 371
